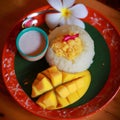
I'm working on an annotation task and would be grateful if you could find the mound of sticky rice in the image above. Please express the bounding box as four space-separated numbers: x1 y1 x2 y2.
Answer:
46 25 95 73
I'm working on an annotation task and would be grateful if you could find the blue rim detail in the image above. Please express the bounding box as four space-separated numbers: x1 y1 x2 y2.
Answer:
16 27 49 58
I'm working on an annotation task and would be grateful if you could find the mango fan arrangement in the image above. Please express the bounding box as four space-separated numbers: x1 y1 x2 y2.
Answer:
31 66 91 110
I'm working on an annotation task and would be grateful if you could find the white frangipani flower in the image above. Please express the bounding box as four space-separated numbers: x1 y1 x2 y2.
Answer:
45 0 88 29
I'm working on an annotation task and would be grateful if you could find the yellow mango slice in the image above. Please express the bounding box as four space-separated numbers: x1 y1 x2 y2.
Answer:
62 70 89 83
42 66 62 87
67 91 79 104
74 78 85 89
56 94 69 108
77 72 91 98
36 101 46 109
55 85 70 98
31 66 91 110
36 91 57 110
65 81 77 93
31 73 53 98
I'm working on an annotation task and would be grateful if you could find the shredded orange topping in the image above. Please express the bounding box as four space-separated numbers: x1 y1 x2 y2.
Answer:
51 33 83 60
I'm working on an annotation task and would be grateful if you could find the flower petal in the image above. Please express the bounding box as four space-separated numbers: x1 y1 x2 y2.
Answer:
62 0 75 8
66 16 85 29
59 17 66 26
47 0 63 11
70 4 88 18
45 13 61 29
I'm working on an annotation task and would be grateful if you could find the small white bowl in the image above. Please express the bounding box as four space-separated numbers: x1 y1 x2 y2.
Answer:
16 27 49 61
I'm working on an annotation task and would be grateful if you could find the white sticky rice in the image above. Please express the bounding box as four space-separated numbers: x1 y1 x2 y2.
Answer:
46 25 95 73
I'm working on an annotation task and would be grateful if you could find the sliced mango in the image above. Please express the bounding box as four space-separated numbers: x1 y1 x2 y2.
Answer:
42 66 62 87
31 73 53 98
77 72 91 97
31 66 91 110
56 94 69 108
67 91 79 104
36 91 57 110
65 81 77 93
55 85 70 98
62 70 89 83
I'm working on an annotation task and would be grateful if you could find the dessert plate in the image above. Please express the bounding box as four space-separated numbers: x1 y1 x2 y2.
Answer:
2 5 120 120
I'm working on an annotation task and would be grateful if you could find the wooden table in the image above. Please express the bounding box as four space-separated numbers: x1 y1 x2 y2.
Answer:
0 0 120 120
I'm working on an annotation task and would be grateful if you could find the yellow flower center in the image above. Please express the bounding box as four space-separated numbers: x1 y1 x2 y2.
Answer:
61 8 71 18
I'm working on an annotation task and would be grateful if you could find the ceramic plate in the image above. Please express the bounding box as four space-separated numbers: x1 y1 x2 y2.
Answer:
2 5 120 120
